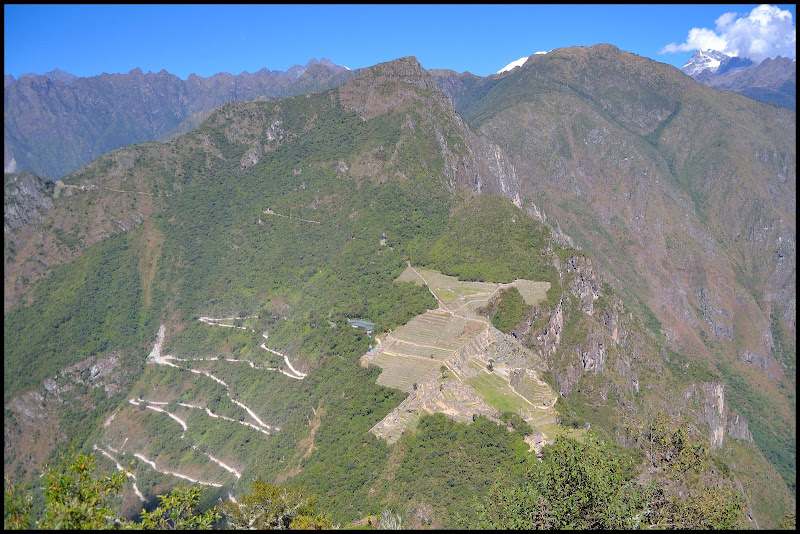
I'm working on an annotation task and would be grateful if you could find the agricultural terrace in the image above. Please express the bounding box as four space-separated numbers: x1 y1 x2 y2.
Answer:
364 308 487 393
395 265 549 319
363 265 559 444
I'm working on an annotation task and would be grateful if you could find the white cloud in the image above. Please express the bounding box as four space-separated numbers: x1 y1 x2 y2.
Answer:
661 28 728 53
660 4 796 62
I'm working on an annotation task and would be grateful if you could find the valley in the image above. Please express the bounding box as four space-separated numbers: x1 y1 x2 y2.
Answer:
4 47 795 528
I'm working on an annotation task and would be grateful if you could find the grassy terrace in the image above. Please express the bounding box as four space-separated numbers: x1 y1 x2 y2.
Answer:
391 310 467 347
511 279 551 306
384 340 453 360
467 371 533 414
371 352 440 393
395 265 550 317
511 371 557 407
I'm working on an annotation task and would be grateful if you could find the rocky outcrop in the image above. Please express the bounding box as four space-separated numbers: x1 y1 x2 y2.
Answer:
686 381 754 449
339 56 441 119
4 170 54 237
738 350 783 381
565 255 602 315
4 352 132 481
535 297 564 358
696 287 734 342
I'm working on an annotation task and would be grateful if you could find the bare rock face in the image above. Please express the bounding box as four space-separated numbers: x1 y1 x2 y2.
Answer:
4 352 131 482
685 381 753 449
566 255 602 315
695 287 734 342
535 297 564 358
3 171 54 237
738 350 783 381
339 56 441 119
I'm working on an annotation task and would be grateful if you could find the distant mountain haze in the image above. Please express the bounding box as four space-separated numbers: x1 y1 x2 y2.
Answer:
3 59 356 179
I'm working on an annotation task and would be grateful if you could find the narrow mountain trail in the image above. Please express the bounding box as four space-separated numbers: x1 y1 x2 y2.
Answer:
146 323 278 430
194 317 307 378
177 402 273 435
197 315 257 331
191 446 242 479
113 320 309 494
128 398 188 437
108 324 280 493
133 453 223 488
262 208 320 225
259 342 306 379
93 445 146 502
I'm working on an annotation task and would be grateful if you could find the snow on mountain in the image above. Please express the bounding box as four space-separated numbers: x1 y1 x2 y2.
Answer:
497 51 547 74
681 49 732 77
498 57 528 74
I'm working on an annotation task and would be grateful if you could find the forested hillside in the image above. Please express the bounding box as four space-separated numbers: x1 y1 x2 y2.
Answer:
4 51 796 529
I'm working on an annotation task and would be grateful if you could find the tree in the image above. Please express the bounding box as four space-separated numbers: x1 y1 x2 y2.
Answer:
222 479 331 529
3 449 219 530
474 431 745 530
139 486 221 530
4 476 32 529
39 449 128 530
440 365 448 379
476 433 644 529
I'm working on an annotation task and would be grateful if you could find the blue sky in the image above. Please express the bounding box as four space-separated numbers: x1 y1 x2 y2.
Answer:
4 4 796 79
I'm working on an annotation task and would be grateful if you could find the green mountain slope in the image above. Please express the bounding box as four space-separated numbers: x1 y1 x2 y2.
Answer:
446 44 795 498
4 53 795 528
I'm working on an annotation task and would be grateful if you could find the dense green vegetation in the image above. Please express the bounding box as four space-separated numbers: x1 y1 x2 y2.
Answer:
475 431 746 530
486 287 532 333
6 429 757 530
414 193 560 286
384 413 530 527
4 230 153 401
3 449 221 530
5 59 794 529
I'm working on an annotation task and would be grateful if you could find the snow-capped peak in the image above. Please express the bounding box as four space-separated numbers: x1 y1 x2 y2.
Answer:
497 51 547 74
681 49 732 77
498 57 528 74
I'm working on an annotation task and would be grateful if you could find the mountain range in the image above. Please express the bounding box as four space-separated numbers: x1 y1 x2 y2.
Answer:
4 58 355 180
4 45 796 528
681 49 796 110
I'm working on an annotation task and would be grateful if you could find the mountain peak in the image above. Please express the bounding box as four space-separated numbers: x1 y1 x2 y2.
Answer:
681 49 732 76
338 56 442 119
43 68 78 84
